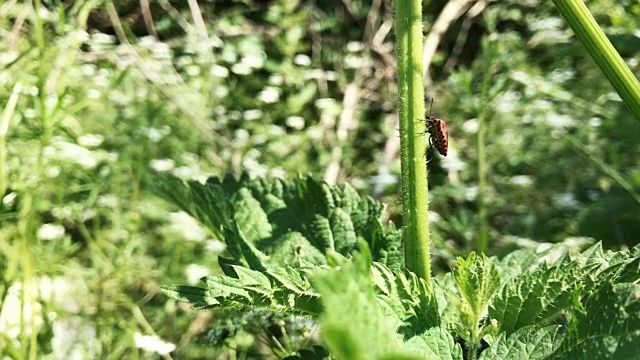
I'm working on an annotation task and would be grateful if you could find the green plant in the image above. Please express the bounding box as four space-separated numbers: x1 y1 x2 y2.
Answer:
552 0 640 121
157 174 640 359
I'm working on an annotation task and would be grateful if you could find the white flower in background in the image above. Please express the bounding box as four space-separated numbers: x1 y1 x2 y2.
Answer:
24 108 37 118
495 90 520 113
44 138 98 169
268 74 284 85
294 54 311 66
464 185 479 201
37 6 57 20
231 62 252 75
80 64 96 76
45 165 61 178
243 109 263 121
545 113 575 129
141 125 171 142
137 35 157 47
25 85 39 96
249 134 269 144
242 53 265 68
563 237 596 248
441 150 466 172
325 71 338 81
270 167 287 179
220 47 238 63
552 192 580 210
0 72 9 87
428 211 442 223
258 86 281 103
0 50 19 65
0 276 85 342
589 117 602 127
529 17 563 31
105 152 118 163
186 65 200 76
2 191 17 206
37 223 66 241
501 129 523 148
315 98 340 116
133 332 176 355
307 126 323 140
214 85 229 98
268 125 285 136
461 118 479 134
0 282 44 339
549 68 575 83
510 175 533 186
242 157 268 178
304 69 326 80
370 165 397 195
78 134 104 147
185 264 210 284
346 41 365 52
150 159 175 172
171 164 209 184
205 240 226 253
39 276 87 314
210 64 229 78
46 95 58 112
152 44 173 62
344 54 371 69
235 129 250 140
286 116 305 130
168 211 207 242
51 316 98 360
80 209 96 222
97 194 118 208
52 206 73 219
176 55 193 66
87 89 101 99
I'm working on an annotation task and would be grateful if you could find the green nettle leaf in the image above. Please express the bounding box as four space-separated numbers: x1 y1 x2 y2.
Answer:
154 174 404 321
161 285 219 309
489 259 590 335
371 262 440 338
490 242 640 336
153 174 401 269
232 187 273 243
160 264 323 316
405 327 463 360
555 283 640 360
452 252 501 323
478 325 564 360
312 244 424 360
492 240 594 284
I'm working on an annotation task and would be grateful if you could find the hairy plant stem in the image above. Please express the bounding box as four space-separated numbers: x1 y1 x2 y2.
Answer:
396 0 431 284
552 0 640 121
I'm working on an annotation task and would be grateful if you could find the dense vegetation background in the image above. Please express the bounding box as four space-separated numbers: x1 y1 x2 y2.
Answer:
1 0 639 358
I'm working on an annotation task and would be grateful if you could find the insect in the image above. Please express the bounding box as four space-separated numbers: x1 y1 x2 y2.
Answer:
424 99 448 157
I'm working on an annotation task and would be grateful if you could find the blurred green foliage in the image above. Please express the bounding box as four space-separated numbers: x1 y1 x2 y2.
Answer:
1 0 639 358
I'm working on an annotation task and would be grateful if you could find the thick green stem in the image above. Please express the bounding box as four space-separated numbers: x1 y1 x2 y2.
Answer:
552 0 640 121
476 63 493 254
396 0 430 283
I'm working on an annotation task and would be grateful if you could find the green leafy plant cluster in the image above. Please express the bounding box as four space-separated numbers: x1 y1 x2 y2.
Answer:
158 174 640 359
2 0 640 358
